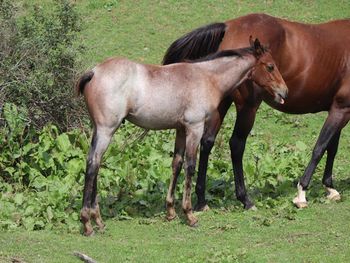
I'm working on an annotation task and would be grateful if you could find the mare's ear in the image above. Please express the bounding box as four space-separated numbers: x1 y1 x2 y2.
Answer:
249 35 254 47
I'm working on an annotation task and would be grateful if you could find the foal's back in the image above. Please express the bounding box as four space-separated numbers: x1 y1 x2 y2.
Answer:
87 57 219 130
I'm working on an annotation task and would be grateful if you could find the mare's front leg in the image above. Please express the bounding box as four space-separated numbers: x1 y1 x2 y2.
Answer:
183 124 204 226
81 127 114 236
166 128 186 221
294 100 350 208
195 96 233 211
230 98 261 209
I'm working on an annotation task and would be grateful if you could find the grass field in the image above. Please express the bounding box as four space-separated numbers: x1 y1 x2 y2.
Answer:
1 0 350 262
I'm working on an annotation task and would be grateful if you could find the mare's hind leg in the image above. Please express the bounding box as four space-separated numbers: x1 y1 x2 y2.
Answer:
195 96 233 211
166 128 186 221
294 101 350 208
81 126 115 236
183 123 204 226
322 131 341 201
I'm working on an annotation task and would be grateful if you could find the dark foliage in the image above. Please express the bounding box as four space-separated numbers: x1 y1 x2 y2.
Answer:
0 0 85 131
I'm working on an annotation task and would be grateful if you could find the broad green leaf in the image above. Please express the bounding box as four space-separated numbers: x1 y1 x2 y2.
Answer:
23 217 35 231
56 133 71 153
13 193 24 205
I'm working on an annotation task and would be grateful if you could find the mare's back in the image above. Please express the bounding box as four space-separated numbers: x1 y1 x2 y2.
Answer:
223 13 350 113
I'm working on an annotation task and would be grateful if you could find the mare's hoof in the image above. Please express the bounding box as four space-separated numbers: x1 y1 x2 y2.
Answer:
293 183 308 208
326 188 341 201
293 197 308 209
248 205 258 211
243 200 255 210
194 203 210 212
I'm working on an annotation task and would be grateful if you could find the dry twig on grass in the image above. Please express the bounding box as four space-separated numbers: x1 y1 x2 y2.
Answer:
73 251 98 263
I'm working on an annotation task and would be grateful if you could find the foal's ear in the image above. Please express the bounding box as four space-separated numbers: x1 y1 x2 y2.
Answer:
251 37 264 57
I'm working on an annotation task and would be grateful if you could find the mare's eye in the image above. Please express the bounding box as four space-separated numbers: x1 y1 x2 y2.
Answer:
266 64 274 72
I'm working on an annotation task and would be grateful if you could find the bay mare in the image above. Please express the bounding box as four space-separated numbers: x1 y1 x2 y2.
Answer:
163 13 350 210
77 38 287 236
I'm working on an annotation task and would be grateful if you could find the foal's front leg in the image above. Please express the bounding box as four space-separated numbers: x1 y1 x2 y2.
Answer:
183 124 204 226
166 128 186 220
196 100 232 211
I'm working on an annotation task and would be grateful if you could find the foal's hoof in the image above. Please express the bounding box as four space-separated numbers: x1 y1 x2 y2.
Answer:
326 187 341 201
186 213 199 227
83 229 95 237
97 224 106 233
188 218 199 227
166 214 177 221
293 197 308 209
189 221 199 228
194 203 210 212
95 220 105 231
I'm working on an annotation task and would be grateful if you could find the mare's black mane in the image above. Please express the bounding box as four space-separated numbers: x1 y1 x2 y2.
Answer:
189 47 255 63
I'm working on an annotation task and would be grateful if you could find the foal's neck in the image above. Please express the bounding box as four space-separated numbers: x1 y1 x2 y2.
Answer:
200 54 256 94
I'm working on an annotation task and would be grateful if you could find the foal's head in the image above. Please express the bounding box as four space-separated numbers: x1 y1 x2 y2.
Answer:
248 37 288 104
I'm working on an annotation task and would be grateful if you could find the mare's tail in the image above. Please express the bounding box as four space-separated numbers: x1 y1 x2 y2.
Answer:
162 22 227 65
75 71 94 96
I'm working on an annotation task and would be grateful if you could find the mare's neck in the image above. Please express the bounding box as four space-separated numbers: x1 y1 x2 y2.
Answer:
199 54 256 95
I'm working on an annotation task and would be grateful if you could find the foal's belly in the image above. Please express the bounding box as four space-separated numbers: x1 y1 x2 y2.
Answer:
126 104 208 130
126 114 178 130
126 105 184 130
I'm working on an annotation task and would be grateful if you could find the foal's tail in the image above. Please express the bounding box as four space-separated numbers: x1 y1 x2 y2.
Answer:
75 71 94 96
162 22 227 65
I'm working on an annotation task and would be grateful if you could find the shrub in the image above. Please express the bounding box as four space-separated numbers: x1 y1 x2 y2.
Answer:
0 0 84 131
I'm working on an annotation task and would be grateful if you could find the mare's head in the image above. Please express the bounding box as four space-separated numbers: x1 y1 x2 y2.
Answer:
248 37 288 104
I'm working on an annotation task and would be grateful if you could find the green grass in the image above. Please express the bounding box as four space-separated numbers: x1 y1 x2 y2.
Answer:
1 201 350 262
2 0 350 262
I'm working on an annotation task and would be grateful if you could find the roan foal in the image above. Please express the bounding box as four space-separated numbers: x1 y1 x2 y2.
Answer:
76 38 288 236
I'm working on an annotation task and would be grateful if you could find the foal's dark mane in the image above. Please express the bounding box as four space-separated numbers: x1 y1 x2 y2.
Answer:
189 47 255 63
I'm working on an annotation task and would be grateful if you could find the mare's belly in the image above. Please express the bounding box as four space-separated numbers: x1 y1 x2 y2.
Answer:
263 92 332 114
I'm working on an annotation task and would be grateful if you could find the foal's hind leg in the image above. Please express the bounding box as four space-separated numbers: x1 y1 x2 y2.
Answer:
183 124 204 226
322 131 341 201
166 128 186 221
81 126 115 236
90 177 105 231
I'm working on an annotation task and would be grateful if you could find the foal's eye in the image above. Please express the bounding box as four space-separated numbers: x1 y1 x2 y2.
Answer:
266 64 274 72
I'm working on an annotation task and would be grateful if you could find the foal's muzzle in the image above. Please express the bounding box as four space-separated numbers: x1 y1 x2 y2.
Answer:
274 87 288 104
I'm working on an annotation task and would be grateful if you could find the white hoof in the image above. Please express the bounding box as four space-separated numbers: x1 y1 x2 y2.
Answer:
248 205 258 211
325 187 341 201
194 204 210 215
201 204 210 212
293 183 308 208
